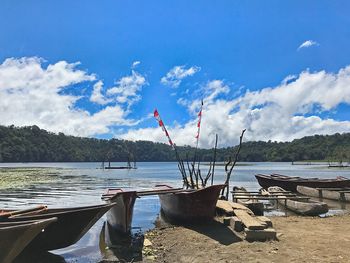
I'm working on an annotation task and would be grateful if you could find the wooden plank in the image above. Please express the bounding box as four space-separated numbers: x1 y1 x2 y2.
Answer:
256 216 273 228
230 216 244 232
137 187 185 196
102 187 185 199
231 190 293 194
233 193 297 197
233 196 310 201
216 200 234 215
245 228 277 241
234 209 266 230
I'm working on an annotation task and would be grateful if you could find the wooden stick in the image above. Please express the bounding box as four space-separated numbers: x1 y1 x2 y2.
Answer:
0 205 47 219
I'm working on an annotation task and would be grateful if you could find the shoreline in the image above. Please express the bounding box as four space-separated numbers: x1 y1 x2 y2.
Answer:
143 213 350 263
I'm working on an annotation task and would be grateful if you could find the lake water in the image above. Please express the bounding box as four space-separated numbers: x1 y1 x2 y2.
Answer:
1 162 350 262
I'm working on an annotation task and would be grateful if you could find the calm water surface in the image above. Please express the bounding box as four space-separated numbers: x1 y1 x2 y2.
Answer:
1 162 349 262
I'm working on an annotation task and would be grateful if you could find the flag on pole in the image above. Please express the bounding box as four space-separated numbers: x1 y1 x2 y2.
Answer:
195 100 203 141
154 109 174 148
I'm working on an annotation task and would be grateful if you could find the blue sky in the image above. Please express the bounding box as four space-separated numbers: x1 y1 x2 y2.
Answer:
1 1 350 147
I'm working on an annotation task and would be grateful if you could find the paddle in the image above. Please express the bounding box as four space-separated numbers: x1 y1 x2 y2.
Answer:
0 205 48 219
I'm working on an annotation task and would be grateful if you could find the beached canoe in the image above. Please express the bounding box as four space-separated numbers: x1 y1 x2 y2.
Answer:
232 186 264 215
297 186 350 202
255 173 350 192
0 218 56 263
156 184 225 222
101 186 184 234
1 203 114 251
266 186 328 216
102 189 138 234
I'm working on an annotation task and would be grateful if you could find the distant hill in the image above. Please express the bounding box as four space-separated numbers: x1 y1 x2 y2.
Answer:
0 125 349 162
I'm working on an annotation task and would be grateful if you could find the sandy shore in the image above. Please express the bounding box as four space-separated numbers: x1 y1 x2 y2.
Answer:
143 214 350 263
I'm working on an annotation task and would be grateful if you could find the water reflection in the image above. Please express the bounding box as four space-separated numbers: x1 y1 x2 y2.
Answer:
14 251 67 263
99 222 144 262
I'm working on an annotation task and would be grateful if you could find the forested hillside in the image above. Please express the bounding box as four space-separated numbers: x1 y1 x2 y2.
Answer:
0 125 349 162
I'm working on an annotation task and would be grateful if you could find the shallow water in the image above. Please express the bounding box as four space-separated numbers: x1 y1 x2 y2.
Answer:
1 162 350 262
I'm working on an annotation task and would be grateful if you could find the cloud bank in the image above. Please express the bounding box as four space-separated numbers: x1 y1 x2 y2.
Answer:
0 57 143 136
122 67 350 148
1 57 350 148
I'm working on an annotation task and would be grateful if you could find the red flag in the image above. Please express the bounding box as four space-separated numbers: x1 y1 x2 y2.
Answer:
195 100 203 143
153 109 175 149
154 109 159 119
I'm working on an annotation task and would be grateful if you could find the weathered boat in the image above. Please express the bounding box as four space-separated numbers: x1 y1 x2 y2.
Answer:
1 203 114 251
255 173 350 192
102 189 138 234
0 218 56 263
266 186 328 216
102 186 183 234
297 186 350 202
156 184 225 222
232 186 264 215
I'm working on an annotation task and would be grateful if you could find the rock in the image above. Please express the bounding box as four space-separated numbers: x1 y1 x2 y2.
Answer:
146 255 156 260
144 238 153 247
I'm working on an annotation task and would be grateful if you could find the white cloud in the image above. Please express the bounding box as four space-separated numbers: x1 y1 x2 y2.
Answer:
0 57 142 137
132 61 141 68
106 70 146 108
298 40 319 50
161 65 200 88
122 67 350 148
90 80 112 105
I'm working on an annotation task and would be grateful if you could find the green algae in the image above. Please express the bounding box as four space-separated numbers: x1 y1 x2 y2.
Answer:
0 167 61 189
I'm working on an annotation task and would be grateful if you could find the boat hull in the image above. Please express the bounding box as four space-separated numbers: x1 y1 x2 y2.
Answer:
158 184 225 222
268 186 328 216
1 203 114 251
105 190 137 234
0 218 56 263
297 186 350 202
255 174 350 192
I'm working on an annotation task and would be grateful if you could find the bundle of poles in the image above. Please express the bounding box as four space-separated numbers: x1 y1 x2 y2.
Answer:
154 102 245 199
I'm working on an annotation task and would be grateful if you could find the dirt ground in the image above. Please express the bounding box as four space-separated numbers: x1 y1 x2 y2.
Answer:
143 214 350 263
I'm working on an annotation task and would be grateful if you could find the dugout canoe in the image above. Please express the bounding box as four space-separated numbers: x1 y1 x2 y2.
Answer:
102 189 137 234
232 186 264 215
267 186 328 216
157 184 225 222
1 203 114 251
0 218 56 263
297 185 350 202
101 186 184 234
255 173 350 192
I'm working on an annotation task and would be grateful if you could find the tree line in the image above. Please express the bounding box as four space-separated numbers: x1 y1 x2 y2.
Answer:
0 125 349 162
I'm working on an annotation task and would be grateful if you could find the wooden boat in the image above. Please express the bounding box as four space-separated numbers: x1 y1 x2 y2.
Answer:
266 186 328 216
1 203 114 251
156 184 225 222
255 173 350 192
0 218 56 263
297 186 350 202
101 186 183 234
102 189 137 234
232 186 264 215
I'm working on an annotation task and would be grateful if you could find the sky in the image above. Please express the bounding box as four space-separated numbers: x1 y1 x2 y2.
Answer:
1 0 350 148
